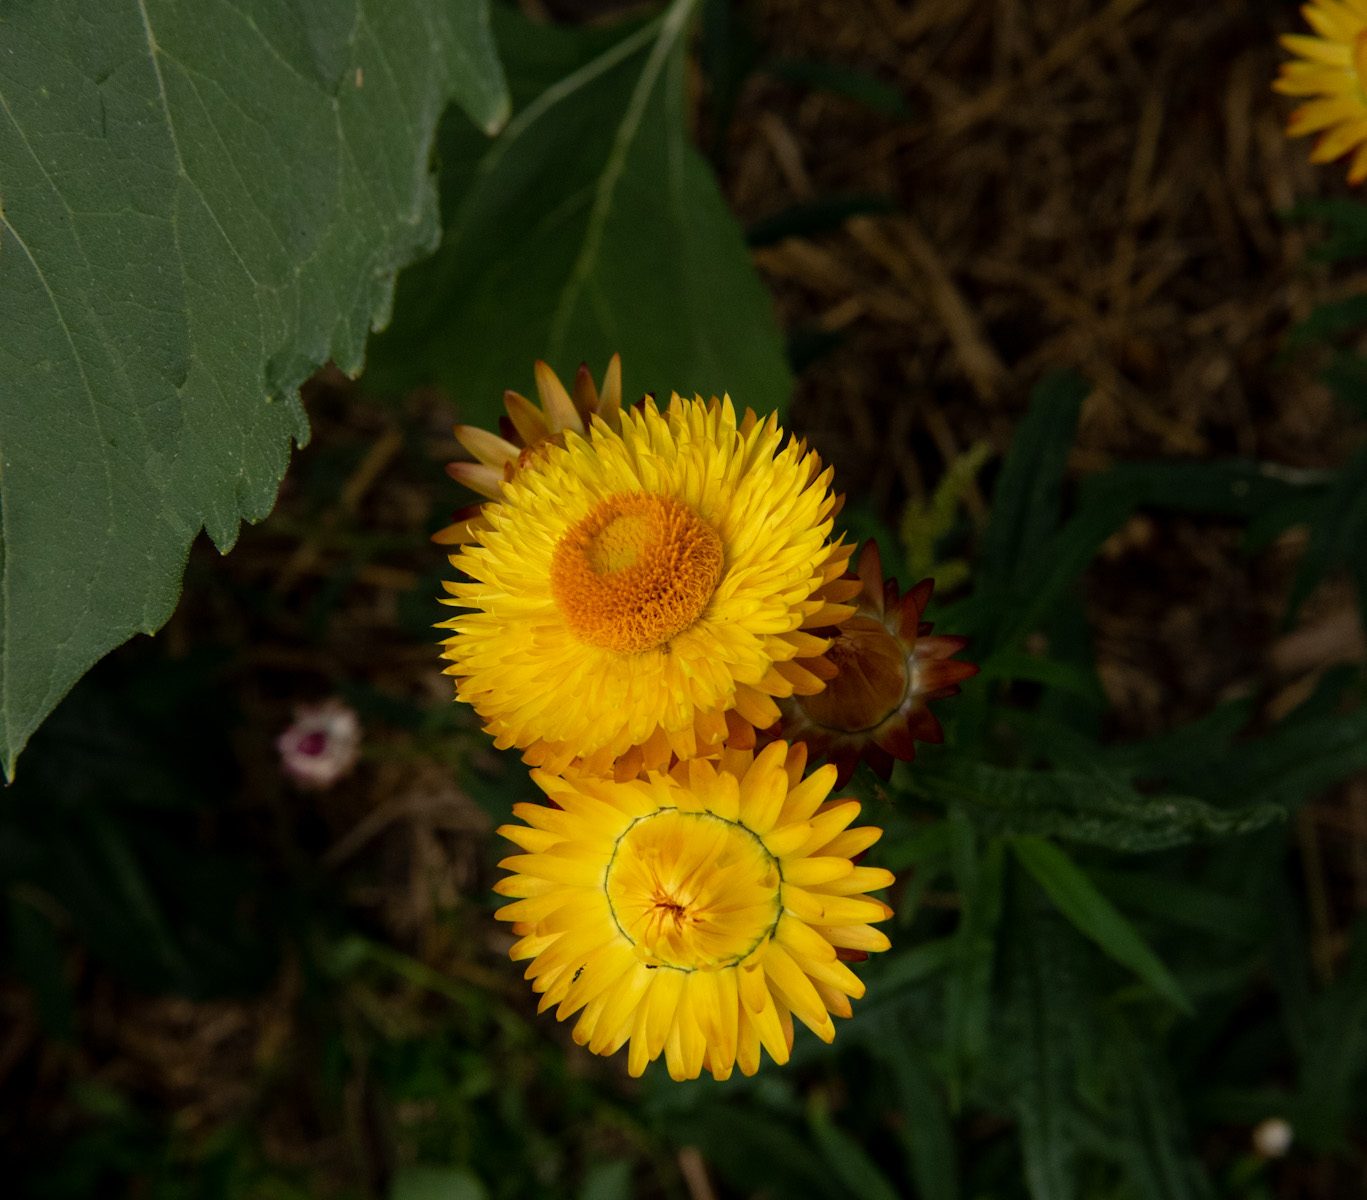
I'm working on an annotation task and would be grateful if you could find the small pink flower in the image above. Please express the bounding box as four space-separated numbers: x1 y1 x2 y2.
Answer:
276 699 362 790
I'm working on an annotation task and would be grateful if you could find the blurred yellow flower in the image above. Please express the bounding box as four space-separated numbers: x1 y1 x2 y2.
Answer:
439 394 855 778
1275 0 1367 183
494 742 894 1080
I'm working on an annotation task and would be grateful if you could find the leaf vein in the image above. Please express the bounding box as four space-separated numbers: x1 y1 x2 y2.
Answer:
548 0 699 358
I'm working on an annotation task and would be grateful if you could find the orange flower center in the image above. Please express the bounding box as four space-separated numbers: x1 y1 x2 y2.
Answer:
604 810 781 971
550 492 723 653
799 615 909 733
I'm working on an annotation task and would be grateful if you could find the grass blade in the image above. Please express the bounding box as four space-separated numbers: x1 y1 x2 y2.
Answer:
1012 837 1192 1014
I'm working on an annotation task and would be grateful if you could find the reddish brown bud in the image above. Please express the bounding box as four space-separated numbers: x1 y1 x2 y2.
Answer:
780 540 978 786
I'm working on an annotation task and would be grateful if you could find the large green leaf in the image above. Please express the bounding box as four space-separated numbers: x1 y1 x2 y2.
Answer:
365 0 792 421
0 0 508 778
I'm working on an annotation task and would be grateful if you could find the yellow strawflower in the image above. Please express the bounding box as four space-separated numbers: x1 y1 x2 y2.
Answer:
494 742 894 1080
439 394 855 777
1276 0 1367 183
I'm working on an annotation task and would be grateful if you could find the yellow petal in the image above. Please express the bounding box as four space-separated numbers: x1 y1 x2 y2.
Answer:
763 942 835 1041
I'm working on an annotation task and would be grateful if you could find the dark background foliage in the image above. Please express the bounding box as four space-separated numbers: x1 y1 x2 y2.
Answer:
3 0 1366 1197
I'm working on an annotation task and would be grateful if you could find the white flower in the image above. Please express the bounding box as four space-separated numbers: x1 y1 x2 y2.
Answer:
277 699 362 790
1252 1117 1293 1159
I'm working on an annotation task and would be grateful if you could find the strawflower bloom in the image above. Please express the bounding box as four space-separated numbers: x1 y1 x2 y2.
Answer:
780 541 977 786
1275 0 1367 184
277 698 362 790
494 741 894 1080
440 394 856 777
434 357 623 546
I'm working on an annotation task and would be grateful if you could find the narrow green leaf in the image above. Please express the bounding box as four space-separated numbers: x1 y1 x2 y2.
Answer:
368 0 791 423
910 760 1284 853
746 194 898 247
1003 456 1323 644
1219 695 1367 811
977 650 1106 701
674 1105 848 1200
809 1101 902 1200
0 0 508 778
7 889 76 1042
1267 873 1316 1060
997 892 1092 1200
997 710 1109 772
979 371 1087 598
1000 494 1132 647
1033 592 1107 738
1087 868 1260 943
888 1043 960 1200
1287 445 1367 623
578 1161 634 1200
944 820 1005 1102
1108 1022 1214 1200
1013 837 1192 1014
1290 920 1367 1150
1352 546 1367 635
699 0 762 162
84 809 192 985
1287 294 1367 349
878 820 955 874
390 1165 488 1200
1318 351 1367 418
1080 458 1333 520
1095 698 1255 782
766 57 911 117
1244 488 1338 554
861 937 957 1003
1285 196 1367 263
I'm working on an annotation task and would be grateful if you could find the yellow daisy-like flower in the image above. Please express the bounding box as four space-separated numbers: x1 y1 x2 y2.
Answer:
439 394 856 778
494 742 894 1080
1275 0 1367 183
